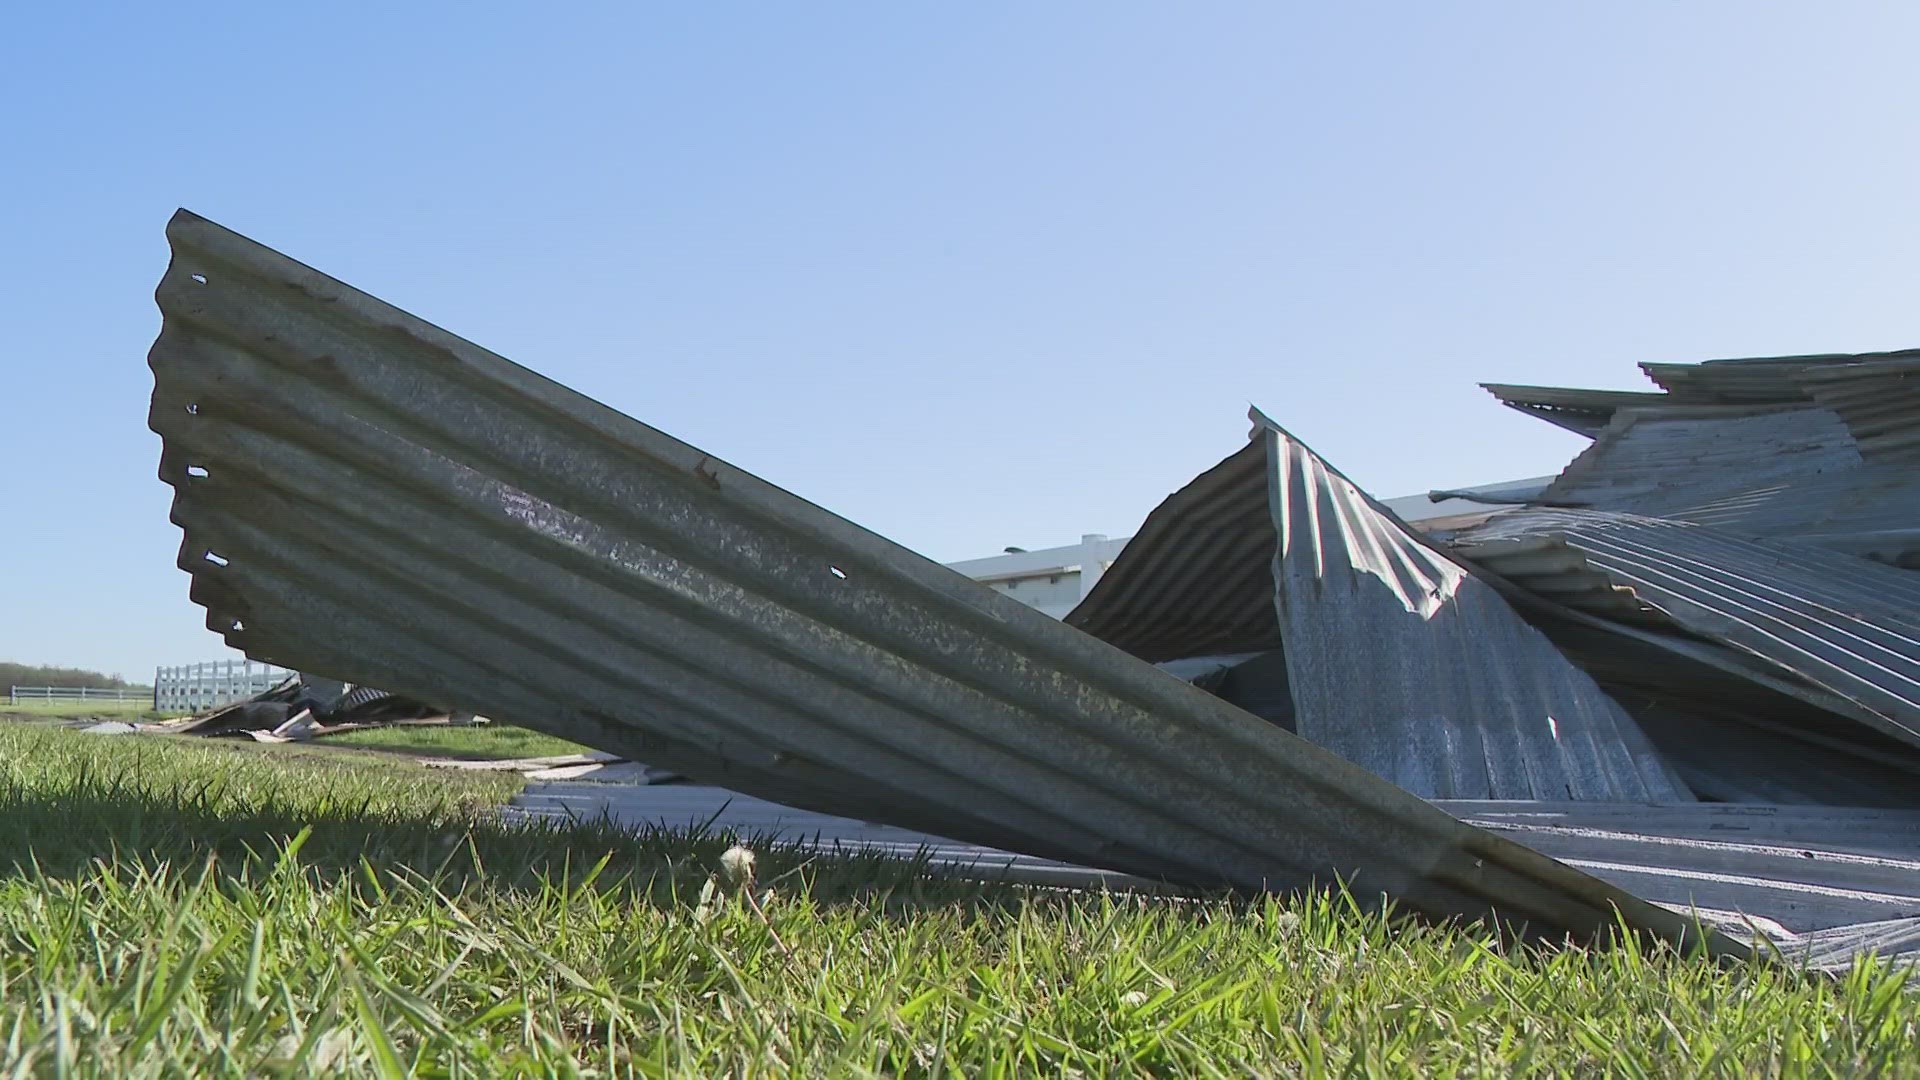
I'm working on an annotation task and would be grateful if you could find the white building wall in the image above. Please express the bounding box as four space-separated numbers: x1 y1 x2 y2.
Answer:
944 533 1131 620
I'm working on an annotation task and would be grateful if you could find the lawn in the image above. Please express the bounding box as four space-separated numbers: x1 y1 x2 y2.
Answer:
321 722 590 761
1 697 158 718
0 723 1911 1075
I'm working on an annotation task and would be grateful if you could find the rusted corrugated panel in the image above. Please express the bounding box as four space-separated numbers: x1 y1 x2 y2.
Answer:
1453 510 1920 752
147 209 1731 949
1257 411 1689 803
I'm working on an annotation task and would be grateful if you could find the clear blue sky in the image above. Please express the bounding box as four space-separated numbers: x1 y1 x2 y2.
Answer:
5 3 1919 681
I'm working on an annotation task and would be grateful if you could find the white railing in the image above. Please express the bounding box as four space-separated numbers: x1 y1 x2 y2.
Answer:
153 660 292 714
8 686 151 705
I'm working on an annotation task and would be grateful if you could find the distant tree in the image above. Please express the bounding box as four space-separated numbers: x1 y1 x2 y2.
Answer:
0 663 140 691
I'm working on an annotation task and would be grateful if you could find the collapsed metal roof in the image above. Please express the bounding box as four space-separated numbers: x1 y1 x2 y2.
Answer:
1256 410 1688 802
1479 384 1674 439
1492 351 1920 569
1450 510 1920 751
147 210 1727 950
1062 441 1281 662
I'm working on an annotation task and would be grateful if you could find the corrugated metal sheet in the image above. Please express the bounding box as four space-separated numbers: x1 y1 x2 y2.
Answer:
1446 801 1920 935
146 209 1730 949
1064 440 1282 661
1480 384 1672 438
1257 411 1689 802
1796 359 1920 466
1515 402 1920 567
1531 626 1920 808
1636 352 1905 404
1075 411 1690 802
1540 405 1861 522
1452 510 1920 752
1483 352 1920 565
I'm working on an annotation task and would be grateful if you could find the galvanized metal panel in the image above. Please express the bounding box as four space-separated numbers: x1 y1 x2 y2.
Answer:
1064 440 1283 662
1520 404 1920 567
1540 406 1861 521
1638 353 1875 404
1256 411 1689 803
146 210 1729 949
1075 411 1691 802
1448 801 1920 936
1487 352 1920 566
1536 626 1920 808
1454 511 1920 752
1479 384 1672 438
1795 359 1920 466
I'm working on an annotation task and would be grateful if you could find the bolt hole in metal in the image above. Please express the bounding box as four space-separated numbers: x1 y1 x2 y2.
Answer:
204 551 230 567
829 566 848 580
187 465 209 478
190 273 207 285
185 402 199 415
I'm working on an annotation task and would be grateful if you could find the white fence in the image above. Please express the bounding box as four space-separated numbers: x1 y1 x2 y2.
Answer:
7 686 151 706
153 660 293 714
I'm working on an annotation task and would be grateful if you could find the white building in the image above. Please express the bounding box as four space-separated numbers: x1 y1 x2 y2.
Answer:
943 476 1551 619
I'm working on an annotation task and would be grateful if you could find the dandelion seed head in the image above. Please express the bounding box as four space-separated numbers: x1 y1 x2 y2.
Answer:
720 844 757 887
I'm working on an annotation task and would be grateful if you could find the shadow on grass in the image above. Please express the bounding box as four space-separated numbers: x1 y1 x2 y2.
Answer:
0 728 1671 961
0 758 1100 924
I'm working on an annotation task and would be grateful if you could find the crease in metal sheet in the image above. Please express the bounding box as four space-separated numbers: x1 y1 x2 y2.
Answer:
1489 351 1920 567
1252 409 1691 803
1453 510 1920 752
146 209 1731 950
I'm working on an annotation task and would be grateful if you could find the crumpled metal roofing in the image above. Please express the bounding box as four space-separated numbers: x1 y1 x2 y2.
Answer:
1256 410 1689 802
1450 510 1920 752
1797 358 1920 466
146 209 1729 949
1514 399 1920 567
1540 406 1861 524
1635 349 1920 406
1483 350 1920 566
1479 384 1672 439
1074 413 1689 801
1530 625 1920 809
1063 441 1281 662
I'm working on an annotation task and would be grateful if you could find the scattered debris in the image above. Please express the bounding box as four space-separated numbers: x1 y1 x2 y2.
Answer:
162 674 470 740
143 210 1920 963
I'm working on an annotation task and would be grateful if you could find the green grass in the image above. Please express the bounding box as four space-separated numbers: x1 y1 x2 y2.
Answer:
0 724 1911 1075
2 697 158 718
320 723 590 761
